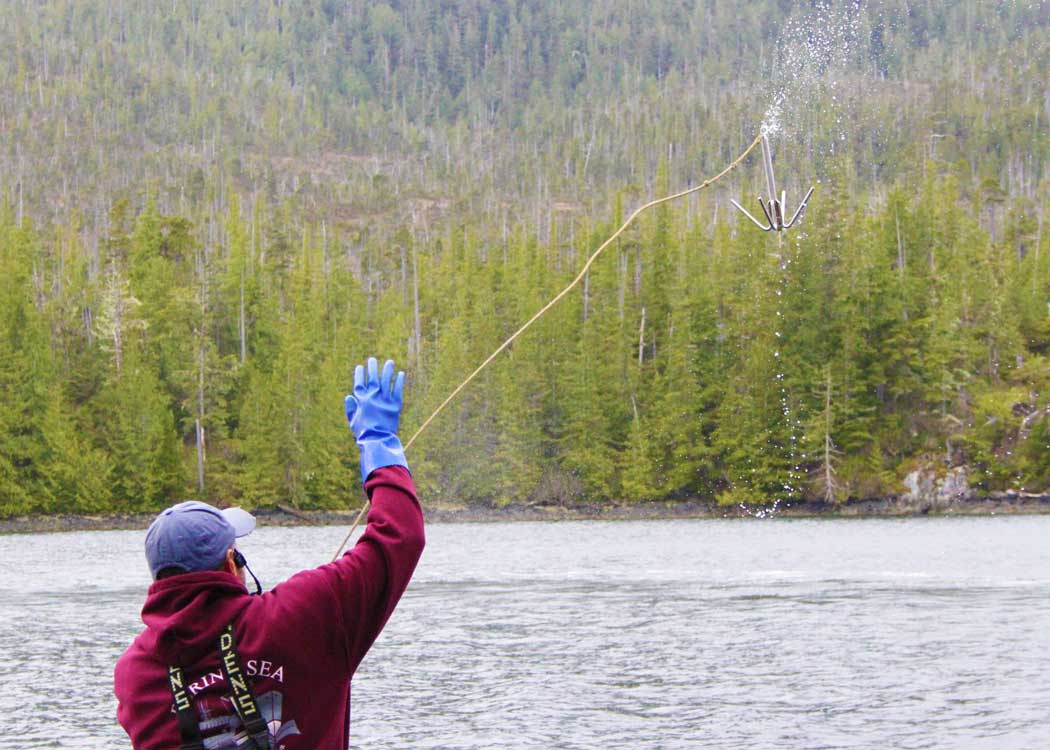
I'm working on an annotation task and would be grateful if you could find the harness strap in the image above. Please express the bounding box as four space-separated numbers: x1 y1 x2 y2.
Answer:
217 623 271 750
165 623 271 750
167 664 206 750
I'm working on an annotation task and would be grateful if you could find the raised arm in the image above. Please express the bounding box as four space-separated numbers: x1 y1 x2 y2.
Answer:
258 358 424 672
338 357 423 668
337 464 423 670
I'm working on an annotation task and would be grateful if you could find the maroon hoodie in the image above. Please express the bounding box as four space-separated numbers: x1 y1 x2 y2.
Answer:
114 466 424 750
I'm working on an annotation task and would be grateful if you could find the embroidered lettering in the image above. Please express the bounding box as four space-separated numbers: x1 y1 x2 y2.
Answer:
223 649 236 671
230 673 248 694
237 693 257 714
187 671 224 696
246 658 285 683
168 667 193 712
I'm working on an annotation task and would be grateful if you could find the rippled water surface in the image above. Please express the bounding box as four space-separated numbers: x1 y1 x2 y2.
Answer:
2 516 1049 749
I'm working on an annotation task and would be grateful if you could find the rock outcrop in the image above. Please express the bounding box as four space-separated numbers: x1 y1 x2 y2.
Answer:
902 466 976 512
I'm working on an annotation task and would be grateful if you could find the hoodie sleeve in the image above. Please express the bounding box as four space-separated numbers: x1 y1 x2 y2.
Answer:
257 465 423 676
323 465 425 671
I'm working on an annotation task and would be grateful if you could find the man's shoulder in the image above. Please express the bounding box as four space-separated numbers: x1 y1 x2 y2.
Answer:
115 630 145 664
113 631 153 697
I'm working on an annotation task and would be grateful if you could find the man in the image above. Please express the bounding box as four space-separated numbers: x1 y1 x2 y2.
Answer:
114 358 424 750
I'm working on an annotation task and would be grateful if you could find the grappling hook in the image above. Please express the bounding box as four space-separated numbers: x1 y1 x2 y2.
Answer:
730 134 814 232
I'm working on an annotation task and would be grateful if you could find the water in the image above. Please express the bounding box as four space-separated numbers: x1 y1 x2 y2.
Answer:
2 516 1050 749
762 1 866 140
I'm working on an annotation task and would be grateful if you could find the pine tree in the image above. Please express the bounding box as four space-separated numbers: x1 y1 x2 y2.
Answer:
38 393 113 513
91 348 182 512
0 217 52 515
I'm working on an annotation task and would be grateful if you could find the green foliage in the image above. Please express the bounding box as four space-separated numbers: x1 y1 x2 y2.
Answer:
2 167 1048 513
0 1 1048 514
91 351 183 512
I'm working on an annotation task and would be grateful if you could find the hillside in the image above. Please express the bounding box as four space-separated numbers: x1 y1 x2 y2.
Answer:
0 1 1048 515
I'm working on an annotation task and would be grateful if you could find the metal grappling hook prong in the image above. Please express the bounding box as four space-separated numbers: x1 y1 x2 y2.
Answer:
730 134 815 232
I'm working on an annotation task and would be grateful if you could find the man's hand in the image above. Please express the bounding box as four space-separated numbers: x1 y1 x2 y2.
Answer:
345 358 408 483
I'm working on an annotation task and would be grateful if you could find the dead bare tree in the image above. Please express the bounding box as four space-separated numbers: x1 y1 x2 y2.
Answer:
813 368 843 503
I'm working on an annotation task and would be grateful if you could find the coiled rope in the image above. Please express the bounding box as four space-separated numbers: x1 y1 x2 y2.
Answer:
331 132 764 561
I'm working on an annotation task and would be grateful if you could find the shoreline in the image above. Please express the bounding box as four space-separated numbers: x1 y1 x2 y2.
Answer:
2 493 1049 535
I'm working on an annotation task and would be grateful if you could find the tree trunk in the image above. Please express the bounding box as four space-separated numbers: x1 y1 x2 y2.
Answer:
195 418 205 494
110 262 124 376
582 271 589 322
638 306 646 367
412 246 422 366
821 368 840 503
895 210 905 278
239 265 247 365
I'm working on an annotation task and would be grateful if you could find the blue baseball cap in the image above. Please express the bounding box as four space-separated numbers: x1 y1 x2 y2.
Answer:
145 501 257 579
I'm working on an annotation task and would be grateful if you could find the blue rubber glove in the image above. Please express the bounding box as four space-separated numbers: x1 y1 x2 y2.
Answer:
344 357 408 484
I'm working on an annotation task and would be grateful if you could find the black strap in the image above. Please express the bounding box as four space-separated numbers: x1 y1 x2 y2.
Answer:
165 623 271 750
167 664 206 750
217 623 271 750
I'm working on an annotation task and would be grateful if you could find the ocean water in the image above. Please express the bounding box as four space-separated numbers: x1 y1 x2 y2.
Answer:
2 515 1049 749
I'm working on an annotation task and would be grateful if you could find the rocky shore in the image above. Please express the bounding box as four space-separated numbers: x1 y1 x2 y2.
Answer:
2 487 1048 535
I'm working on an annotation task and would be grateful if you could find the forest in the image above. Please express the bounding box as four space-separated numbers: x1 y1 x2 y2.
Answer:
0 0 1047 515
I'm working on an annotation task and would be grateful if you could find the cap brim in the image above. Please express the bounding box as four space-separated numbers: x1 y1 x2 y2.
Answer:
222 507 256 537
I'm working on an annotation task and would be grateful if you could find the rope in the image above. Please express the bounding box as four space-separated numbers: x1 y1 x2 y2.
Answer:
331 133 764 561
